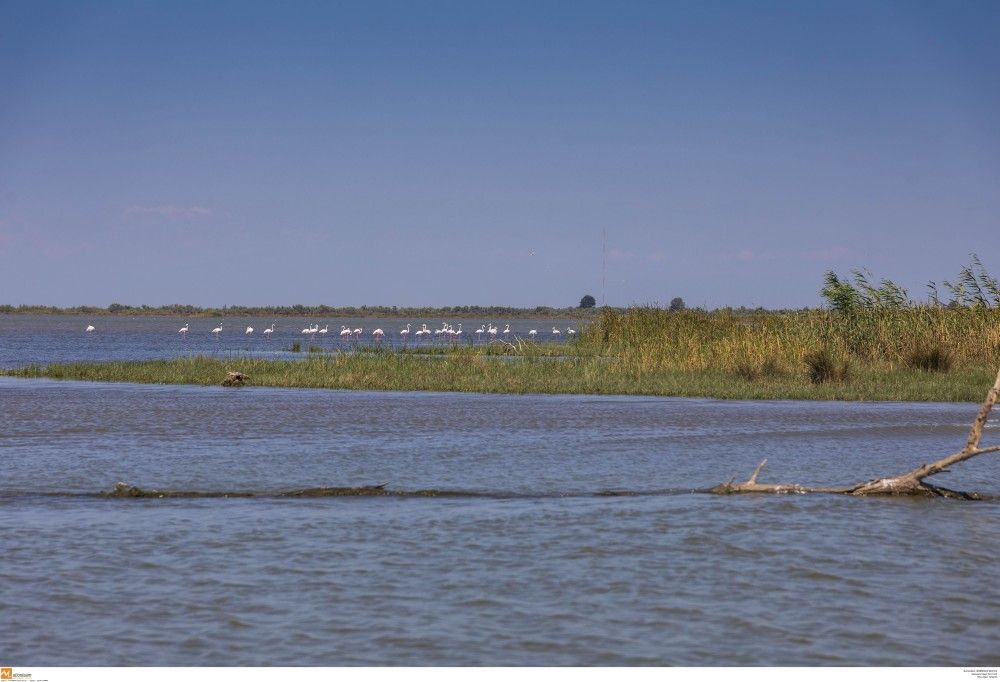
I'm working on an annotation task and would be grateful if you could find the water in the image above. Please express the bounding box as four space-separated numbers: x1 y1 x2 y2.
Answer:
2 374 998 666
0 314 582 368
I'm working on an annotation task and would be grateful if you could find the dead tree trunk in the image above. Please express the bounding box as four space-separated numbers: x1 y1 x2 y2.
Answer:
710 366 1000 499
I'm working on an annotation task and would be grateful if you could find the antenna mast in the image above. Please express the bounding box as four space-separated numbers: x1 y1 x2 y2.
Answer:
602 227 607 306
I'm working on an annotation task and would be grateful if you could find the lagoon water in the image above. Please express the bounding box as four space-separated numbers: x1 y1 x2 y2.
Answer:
1 316 998 665
0 314 581 369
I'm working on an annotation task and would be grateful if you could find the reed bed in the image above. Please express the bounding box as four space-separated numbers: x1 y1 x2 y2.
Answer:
583 306 1000 375
6 307 999 401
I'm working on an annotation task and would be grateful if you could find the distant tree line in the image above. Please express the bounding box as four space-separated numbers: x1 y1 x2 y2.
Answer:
0 302 606 319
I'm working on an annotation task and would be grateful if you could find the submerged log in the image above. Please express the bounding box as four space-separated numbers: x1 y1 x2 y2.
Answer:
101 481 464 498
222 371 248 387
711 366 1000 499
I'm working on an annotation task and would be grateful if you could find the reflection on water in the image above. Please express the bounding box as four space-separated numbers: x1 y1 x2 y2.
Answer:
1 377 998 665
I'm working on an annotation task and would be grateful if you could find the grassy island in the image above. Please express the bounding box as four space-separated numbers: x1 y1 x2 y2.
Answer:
6 307 1000 401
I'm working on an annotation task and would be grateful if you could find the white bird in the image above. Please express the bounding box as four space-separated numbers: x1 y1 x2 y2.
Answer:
301 325 311 334
528 329 537 338
372 328 385 341
502 323 511 336
552 327 561 336
263 323 275 339
400 323 411 340
318 324 329 336
453 323 463 341
178 323 189 336
211 324 223 337
475 324 485 341
488 323 498 338
245 326 254 336
567 327 576 336
85 324 96 333
340 325 352 340
353 327 363 340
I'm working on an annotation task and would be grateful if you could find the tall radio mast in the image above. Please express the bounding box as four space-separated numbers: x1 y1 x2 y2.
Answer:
602 227 607 306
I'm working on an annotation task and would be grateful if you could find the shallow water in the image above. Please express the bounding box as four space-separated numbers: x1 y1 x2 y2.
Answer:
0 314 580 368
1 377 998 665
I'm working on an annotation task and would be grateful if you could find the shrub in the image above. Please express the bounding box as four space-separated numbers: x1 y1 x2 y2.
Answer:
734 357 786 381
804 349 849 384
906 344 953 372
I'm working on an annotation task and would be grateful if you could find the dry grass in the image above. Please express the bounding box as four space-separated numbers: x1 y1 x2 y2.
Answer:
5 306 999 401
582 306 1000 378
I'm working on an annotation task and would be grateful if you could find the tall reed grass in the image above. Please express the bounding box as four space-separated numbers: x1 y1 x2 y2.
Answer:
582 306 1000 377
6 307 999 401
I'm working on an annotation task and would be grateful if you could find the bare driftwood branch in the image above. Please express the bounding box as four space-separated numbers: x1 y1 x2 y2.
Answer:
710 366 1000 500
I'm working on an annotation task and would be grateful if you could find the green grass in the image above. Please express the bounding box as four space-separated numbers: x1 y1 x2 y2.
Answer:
5 306 999 401
4 354 996 401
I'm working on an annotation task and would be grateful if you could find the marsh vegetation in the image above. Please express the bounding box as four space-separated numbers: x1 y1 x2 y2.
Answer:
6 304 999 401
7 258 1000 400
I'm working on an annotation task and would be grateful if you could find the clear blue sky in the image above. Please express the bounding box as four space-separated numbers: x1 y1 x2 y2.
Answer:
2 1 998 309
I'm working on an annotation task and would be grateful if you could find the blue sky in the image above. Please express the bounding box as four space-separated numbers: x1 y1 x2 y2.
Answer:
2 1 998 308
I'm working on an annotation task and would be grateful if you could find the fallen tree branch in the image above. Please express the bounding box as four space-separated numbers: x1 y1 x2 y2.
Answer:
710 366 1000 499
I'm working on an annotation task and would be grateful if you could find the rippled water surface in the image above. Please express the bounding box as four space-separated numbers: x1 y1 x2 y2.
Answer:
0 314 581 368
2 375 998 666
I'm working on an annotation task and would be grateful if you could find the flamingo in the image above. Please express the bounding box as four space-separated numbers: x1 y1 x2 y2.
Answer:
551 327 561 336
353 327 363 341
453 323 463 342
85 324 96 333
245 325 254 336
372 328 385 342
488 323 498 338
211 324 223 337
475 324 485 342
502 323 511 336
263 323 275 339
318 324 329 337
340 325 352 341
400 323 411 342
528 328 537 338
567 327 576 336
178 323 189 336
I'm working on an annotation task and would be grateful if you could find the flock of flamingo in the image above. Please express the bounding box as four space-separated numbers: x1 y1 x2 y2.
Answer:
82 321 577 344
